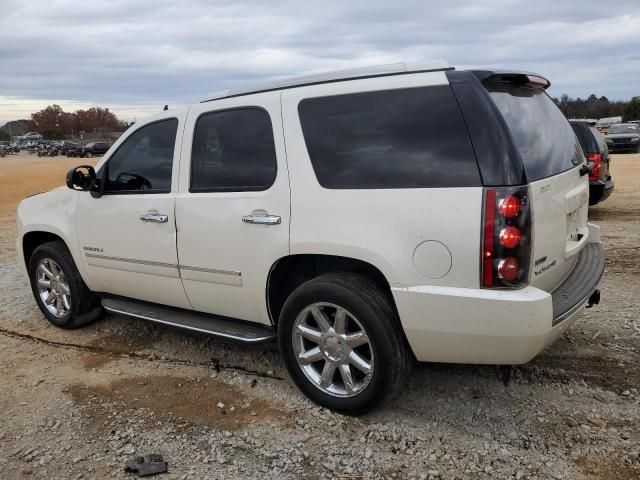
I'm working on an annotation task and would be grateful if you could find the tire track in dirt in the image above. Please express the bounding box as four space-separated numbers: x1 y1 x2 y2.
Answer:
0 325 284 380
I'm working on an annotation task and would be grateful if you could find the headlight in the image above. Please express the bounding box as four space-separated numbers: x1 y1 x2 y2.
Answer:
605 138 613 143
631 137 639 142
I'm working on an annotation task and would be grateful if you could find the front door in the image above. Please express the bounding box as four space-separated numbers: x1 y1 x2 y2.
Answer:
76 112 192 309
175 91 290 325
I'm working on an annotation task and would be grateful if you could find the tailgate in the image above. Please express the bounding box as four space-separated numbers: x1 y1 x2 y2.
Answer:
484 77 588 293
528 168 589 291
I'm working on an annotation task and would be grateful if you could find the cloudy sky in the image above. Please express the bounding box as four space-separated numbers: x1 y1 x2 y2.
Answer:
1 0 639 124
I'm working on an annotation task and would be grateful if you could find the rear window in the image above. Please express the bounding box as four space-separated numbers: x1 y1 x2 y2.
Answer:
487 84 582 182
570 123 599 154
298 86 480 189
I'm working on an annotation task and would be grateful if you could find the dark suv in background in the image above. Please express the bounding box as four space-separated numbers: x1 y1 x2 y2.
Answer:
570 120 614 205
83 142 110 156
606 123 640 153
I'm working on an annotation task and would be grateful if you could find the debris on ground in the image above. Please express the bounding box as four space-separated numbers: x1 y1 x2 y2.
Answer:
124 454 168 477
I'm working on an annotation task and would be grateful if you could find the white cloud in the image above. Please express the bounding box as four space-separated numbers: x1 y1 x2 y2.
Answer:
1 0 639 124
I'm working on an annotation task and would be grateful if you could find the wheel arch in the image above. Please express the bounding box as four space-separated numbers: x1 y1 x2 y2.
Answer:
20 228 92 291
266 254 398 327
22 230 67 268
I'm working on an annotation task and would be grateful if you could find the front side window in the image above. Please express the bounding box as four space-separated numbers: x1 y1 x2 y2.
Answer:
298 86 480 189
190 108 277 192
104 118 178 193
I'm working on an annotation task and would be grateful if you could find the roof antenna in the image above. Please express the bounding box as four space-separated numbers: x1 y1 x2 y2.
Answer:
163 105 168 111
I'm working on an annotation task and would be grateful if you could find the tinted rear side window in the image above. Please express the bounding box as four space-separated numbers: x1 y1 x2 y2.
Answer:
190 108 277 192
298 86 480 189
570 123 599 154
486 84 582 181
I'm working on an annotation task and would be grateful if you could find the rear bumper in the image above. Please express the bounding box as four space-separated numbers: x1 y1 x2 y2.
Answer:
392 236 605 365
550 243 605 325
589 178 614 205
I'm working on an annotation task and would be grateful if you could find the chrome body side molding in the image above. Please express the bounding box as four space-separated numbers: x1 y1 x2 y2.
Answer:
84 253 243 285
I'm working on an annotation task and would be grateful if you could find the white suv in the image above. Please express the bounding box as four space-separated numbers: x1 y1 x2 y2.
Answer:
17 64 605 412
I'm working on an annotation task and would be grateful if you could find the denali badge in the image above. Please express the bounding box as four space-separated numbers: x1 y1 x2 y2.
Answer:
534 259 556 276
83 246 104 253
539 184 551 194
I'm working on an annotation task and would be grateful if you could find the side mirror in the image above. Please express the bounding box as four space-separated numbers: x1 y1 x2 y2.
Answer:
66 165 96 191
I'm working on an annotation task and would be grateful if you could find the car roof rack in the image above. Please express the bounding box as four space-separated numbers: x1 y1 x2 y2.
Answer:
201 61 453 102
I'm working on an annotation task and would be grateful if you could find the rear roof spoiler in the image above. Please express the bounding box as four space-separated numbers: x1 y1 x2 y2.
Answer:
471 70 551 89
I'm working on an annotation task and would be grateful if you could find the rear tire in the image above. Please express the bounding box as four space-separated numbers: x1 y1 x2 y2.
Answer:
28 241 102 329
278 272 412 414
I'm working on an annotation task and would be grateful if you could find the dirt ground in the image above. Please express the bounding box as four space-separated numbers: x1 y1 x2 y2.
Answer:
0 151 638 480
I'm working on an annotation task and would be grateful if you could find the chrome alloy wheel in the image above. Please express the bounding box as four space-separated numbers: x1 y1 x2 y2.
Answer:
36 258 71 318
292 302 374 397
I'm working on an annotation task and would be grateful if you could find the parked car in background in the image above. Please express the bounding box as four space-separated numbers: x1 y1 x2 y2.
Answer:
83 142 109 156
606 123 640 153
570 120 614 205
65 143 86 157
22 132 43 141
59 141 82 156
596 116 622 134
37 144 59 157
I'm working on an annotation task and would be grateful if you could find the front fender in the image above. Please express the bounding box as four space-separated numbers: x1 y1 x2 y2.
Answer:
17 188 93 288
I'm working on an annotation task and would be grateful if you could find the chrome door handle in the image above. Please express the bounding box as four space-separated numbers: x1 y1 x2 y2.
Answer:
242 213 281 225
140 211 168 223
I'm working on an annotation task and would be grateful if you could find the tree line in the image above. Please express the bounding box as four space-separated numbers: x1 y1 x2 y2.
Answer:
2 96 639 143
552 94 640 121
0 104 130 141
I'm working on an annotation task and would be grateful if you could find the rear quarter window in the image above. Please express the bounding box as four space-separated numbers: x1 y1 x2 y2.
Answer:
570 123 599 154
298 86 481 189
487 84 582 182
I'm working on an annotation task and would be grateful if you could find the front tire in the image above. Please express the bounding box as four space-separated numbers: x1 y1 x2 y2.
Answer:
28 241 102 329
278 273 412 413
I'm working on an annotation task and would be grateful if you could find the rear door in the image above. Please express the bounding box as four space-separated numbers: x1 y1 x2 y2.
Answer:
486 83 589 292
175 91 290 325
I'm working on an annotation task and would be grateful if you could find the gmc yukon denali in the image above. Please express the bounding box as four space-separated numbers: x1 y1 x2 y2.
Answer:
17 64 605 413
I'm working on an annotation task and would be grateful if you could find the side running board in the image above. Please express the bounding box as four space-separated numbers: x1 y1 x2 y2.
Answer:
101 297 276 343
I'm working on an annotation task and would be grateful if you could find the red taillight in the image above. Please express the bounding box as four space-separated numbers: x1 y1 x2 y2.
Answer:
498 257 520 282
482 189 496 287
498 195 521 218
481 187 532 289
499 226 521 248
587 152 601 181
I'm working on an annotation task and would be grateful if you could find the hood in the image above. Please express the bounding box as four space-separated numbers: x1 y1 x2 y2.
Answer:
606 133 640 139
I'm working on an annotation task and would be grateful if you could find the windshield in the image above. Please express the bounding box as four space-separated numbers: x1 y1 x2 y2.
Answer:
486 83 582 182
608 124 639 135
